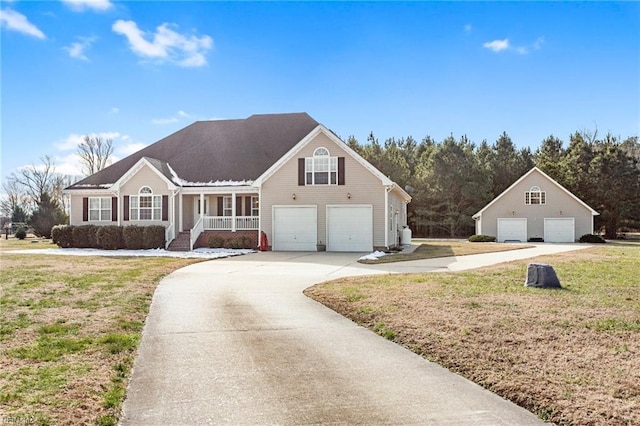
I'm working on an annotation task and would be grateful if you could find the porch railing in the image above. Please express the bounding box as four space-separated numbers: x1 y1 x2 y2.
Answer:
165 223 175 249
202 216 258 231
190 216 204 251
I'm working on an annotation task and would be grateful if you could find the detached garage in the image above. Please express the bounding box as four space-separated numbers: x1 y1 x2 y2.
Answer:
472 167 599 243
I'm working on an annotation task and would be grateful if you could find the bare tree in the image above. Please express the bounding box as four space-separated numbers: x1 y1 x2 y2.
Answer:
77 135 114 176
1 179 28 217
11 155 60 208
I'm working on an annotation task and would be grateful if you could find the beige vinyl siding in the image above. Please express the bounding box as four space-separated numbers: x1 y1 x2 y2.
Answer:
261 132 387 248
480 171 593 241
120 164 172 226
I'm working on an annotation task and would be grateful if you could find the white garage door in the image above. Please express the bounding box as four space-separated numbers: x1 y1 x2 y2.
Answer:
544 218 575 243
273 206 317 251
497 218 527 243
327 205 373 252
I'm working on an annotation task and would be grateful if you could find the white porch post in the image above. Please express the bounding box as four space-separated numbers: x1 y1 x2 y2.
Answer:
178 192 183 232
231 191 236 232
200 193 204 219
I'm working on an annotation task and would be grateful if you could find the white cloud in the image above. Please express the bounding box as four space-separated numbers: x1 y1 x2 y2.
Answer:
62 0 113 12
63 36 97 61
112 20 213 67
152 110 194 125
533 37 545 50
117 142 147 156
483 38 510 52
0 8 46 39
55 132 122 151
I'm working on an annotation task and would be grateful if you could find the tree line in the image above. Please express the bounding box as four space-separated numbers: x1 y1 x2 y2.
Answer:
346 129 640 239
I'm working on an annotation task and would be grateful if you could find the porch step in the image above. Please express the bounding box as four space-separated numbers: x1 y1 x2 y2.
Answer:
167 231 191 252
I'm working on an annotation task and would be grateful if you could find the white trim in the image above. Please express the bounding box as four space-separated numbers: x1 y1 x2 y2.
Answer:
180 186 257 195
253 125 411 201
473 167 599 219
112 157 178 192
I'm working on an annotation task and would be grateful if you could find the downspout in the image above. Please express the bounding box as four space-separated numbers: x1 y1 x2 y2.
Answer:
384 186 393 249
257 186 262 248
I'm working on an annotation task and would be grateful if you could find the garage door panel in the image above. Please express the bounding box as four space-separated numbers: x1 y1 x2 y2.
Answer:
273 206 317 251
327 206 372 252
497 218 527 243
544 218 575 243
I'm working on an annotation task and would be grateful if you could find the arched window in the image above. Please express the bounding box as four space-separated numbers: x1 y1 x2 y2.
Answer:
130 186 162 220
305 147 338 185
525 186 546 205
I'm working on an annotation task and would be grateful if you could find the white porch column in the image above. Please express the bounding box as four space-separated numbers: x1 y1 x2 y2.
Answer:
231 191 236 232
178 192 183 232
200 193 204 219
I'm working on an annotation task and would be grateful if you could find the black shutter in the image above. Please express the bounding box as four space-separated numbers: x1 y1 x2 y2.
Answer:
338 157 345 185
112 197 118 221
123 196 129 221
244 196 251 216
162 195 169 221
217 197 223 216
82 198 88 221
298 158 305 186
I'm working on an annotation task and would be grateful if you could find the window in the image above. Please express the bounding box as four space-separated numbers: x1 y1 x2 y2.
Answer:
223 196 233 217
251 196 259 217
89 197 111 221
525 186 546 205
130 186 162 221
305 147 338 185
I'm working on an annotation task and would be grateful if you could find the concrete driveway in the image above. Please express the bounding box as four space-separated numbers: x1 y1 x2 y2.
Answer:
121 245 585 425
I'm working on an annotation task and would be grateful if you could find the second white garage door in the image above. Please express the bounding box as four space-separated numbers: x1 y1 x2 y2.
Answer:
544 218 575 243
497 218 527 243
327 205 373 252
272 206 317 251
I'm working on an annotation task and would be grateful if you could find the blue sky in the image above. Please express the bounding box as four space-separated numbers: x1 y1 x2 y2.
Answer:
1 0 638 180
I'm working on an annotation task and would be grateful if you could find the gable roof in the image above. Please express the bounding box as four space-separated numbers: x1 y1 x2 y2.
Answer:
66 113 320 190
253 125 412 201
472 166 599 219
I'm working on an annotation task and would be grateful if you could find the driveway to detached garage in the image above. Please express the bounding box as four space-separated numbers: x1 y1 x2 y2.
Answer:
121 244 586 425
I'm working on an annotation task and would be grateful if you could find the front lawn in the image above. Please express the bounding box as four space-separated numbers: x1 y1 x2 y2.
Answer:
305 245 640 425
0 237 201 425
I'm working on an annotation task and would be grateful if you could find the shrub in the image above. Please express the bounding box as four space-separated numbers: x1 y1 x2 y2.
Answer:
143 226 165 249
227 238 244 249
96 226 124 250
52 225 74 248
528 237 545 243
123 225 144 250
208 236 226 248
579 234 606 244
468 234 496 243
15 227 27 240
73 225 98 248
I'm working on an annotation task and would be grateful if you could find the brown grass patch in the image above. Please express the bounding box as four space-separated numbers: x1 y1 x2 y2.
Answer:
305 245 640 425
359 241 533 264
0 238 201 425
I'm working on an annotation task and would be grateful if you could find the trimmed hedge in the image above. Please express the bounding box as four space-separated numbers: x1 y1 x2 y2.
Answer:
52 225 165 250
51 225 73 248
123 225 144 250
468 234 496 243
143 226 166 249
579 234 606 244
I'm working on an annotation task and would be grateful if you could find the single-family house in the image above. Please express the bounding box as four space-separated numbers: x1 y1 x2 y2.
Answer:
472 167 598 242
64 113 411 251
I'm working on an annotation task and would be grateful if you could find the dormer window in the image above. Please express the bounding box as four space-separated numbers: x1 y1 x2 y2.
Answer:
305 147 338 185
525 186 546 205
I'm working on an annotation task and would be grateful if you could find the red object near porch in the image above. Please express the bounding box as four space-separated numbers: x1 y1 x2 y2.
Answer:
259 231 269 251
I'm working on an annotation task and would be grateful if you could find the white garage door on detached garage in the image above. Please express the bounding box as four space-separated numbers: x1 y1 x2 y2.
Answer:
544 218 575 243
272 206 317 251
327 205 373 252
497 218 527 243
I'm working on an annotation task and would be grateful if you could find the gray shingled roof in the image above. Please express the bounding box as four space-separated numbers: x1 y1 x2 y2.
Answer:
67 113 320 189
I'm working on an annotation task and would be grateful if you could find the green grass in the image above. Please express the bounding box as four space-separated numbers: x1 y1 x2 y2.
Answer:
0 240 202 425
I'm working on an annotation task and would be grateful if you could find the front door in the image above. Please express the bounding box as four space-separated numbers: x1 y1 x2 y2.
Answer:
194 197 209 224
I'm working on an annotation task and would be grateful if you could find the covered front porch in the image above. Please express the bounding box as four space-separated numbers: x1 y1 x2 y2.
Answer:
172 189 260 250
